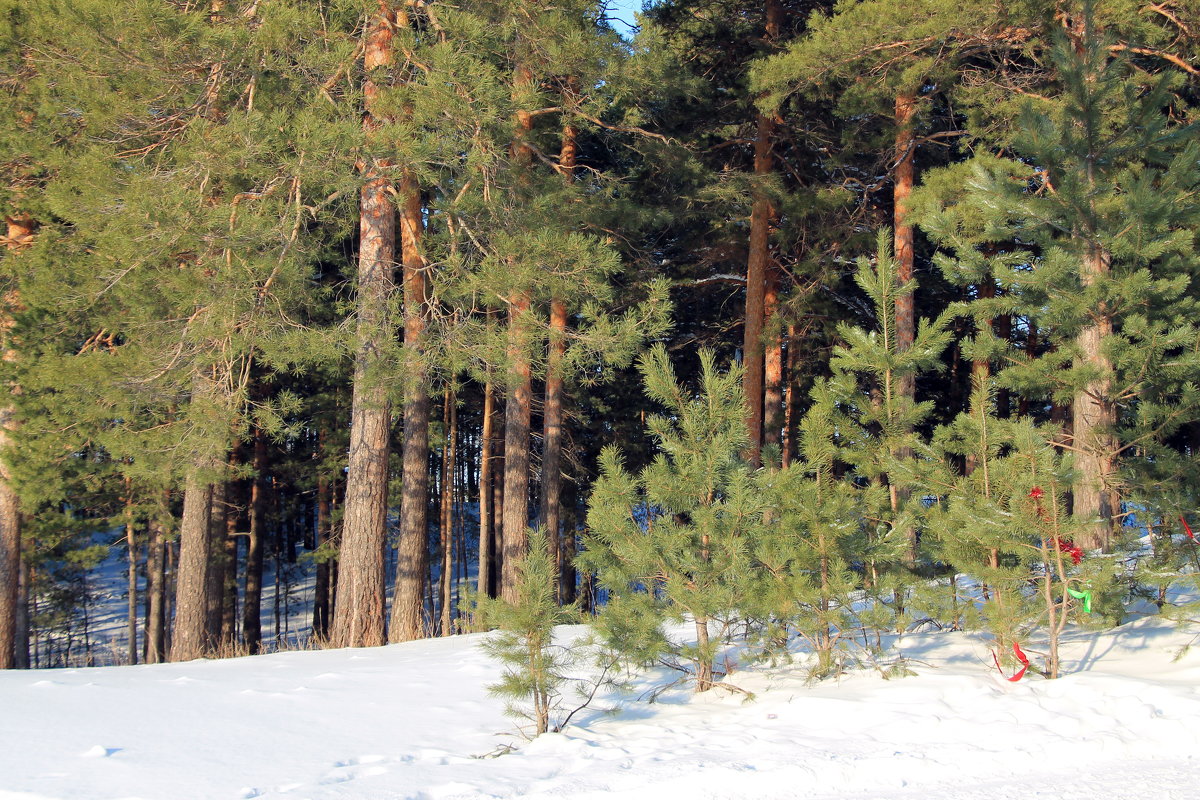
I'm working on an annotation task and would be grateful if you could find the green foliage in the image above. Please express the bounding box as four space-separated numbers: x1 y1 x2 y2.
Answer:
746 388 863 679
928 374 1120 677
476 534 579 737
581 345 762 692
912 8 1200 542
824 234 953 580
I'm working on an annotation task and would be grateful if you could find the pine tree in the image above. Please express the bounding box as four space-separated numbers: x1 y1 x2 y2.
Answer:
929 382 1112 679
331 0 399 650
475 533 578 737
582 345 761 692
825 233 953 580
748 377 865 678
913 5 1200 550
1 0 362 660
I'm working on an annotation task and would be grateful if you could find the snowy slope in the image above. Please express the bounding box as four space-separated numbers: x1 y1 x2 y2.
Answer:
3 614 1200 800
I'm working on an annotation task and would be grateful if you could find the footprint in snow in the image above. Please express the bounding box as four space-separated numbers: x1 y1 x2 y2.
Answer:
322 756 390 786
319 771 354 785
238 789 262 799
333 754 387 768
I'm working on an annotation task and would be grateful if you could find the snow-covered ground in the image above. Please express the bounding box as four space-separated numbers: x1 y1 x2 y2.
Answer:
3 611 1200 800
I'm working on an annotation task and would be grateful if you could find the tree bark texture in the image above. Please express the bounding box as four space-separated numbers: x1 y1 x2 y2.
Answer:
438 389 456 636
501 295 533 603
743 110 776 467
243 429 268 653
893 91 918 566
497 59 535 604
893 92 917 391
475 383 494 597
169 464 217 662
542 91 576 597
542 297 567 589
492 394 506 595
390 166 431 644
1073 244 1118 551
695 617 714 692
477 384 496 599
124 487 138 665
743 0 783 467
331 1 397 649
144 516 167 664
0 213 33 670
0 405 21 671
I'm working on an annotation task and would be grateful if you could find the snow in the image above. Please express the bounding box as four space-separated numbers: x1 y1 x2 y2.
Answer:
3 612 1200 800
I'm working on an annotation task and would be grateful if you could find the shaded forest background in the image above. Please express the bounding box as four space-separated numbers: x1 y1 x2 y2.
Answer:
2 0 1200 674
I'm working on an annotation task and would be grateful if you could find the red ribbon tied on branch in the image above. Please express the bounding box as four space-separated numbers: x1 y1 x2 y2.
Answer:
993 642 1031 682
1029 486 1048 522
1181 516 1196 541
1056 538 1083 565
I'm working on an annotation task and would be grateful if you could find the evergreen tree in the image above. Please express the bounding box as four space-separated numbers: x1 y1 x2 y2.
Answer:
475 533 578 737
823 233 953 582
930 380 1112 679
1 0 360 660
748 377 864 678
914 6 1200 550
582 345 761 692
332 0 400 650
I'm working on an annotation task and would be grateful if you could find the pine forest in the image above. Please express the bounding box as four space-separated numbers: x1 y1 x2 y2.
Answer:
4 0 1200 742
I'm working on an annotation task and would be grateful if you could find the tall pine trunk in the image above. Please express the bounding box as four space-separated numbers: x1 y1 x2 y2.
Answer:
543 298 567 595
438 389 456 635
313 433 332 640
145 515 167 664
477 384 496 599
331 1 397 649
170 446 219 662
124 485 138 665
742 0 783 467
893 90 918 565
893 91 917 385
542 90 576 598
0 422 18 667
0 213 33 670
501 295 533 603
390 165 431 644
1073 243 1118 551
500 60 536 603
243 428 267 654
743 110 775 466
492 394 506 595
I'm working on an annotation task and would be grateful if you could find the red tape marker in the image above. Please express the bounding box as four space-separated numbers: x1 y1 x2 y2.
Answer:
993 642 1030 682
1181 516 1195 541
1056 537 1083 565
